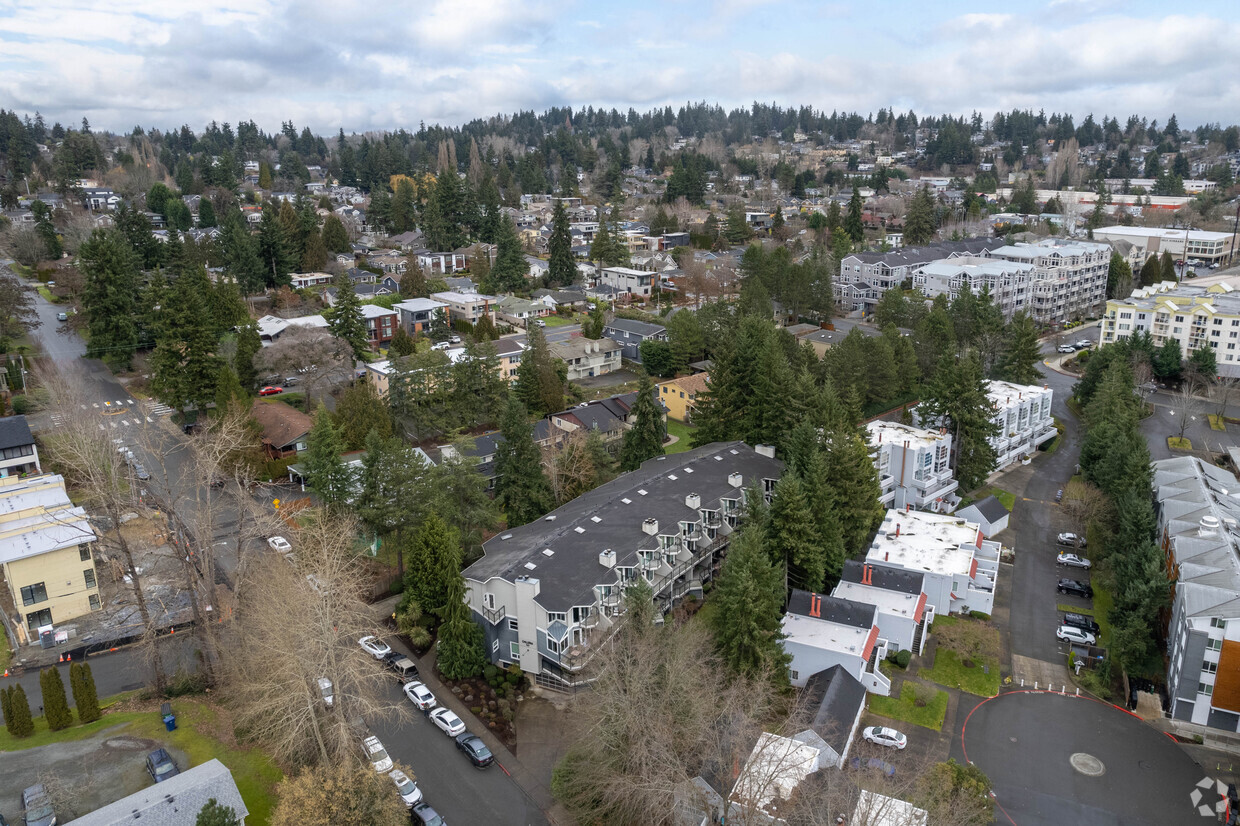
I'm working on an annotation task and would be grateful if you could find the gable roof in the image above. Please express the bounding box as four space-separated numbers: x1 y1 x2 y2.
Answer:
64 759 249 826
804 665 867 754
0 415 35 451
786 589 877 629
969 494 1010 524
604 317 666 337
659 373 710 398
251 400 314 450
838 559 925 595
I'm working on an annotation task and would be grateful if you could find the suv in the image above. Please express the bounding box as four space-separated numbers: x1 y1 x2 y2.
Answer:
1057 625 1096 645
21 784 56 826
1057 579 1093 598
384 652 419 682
145 748 180 783
1062 613 1101 635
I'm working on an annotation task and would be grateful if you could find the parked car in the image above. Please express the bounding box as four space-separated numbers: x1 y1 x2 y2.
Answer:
1057 625 1097 645
428 707 466 737
146 747 180 783
267 536 292 553
1063 613 1101 635
848 756 896 777
403 681 437 711
21 784 56 826
1056 552 1092 569
1055 489 1064 503
362 734 393 772
411 802 446 826
390 768 423 807
455 731 495 768
56 312 68 322
535 320 546 328
1057 345 1076 354
383 652 419 682
1057 579 1094 598
1076 339 1094 349
132 463 150 481
862 726 907 750
258 385 284 396
449 335 462 344
358 635 392 659
317 676 334 707
430 341 450 351
1057 532 1085 548
282 376 300 386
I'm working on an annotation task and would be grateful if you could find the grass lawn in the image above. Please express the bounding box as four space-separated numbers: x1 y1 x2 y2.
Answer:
36 285 57 303
0 697 282 824
970 487 1016 511
1209 414 1228 431
1168 436 1193 450
665 419 697 455
867 681 949 731
542 314 580 328
0 638 10 674
922 649 1001 697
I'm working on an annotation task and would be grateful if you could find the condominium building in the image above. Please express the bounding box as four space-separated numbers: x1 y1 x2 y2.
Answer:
598 267 655 298
985 380 1056 470
1100 282 1240 377
865 421 958 513
1152 457 1240 730
1093 226 1237 269
835 239 1005 315
983 238 1111 324
430 290 499 325
781 590 891 694
912 257 1035 321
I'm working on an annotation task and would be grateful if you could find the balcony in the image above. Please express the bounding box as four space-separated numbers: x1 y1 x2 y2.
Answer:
482 603 506 625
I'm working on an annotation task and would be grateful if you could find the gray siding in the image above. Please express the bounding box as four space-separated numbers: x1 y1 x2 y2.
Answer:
1174 629 1209 703
1208 708 1240 732
784 640 862 688
475 612 520 666
875 614 917 654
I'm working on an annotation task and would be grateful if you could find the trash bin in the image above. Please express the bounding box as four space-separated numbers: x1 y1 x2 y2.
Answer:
160 702 176 732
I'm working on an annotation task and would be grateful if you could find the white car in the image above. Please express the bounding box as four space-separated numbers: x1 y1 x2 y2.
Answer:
1057 532 1085 548
363 735 393 772
403 681 438 711
1057 345 1076 354
317 677 334 707
1057 625 1096 646
1056 553 1091 569
1075 340 1093 349
359 635 392 659
428 707 466 737
862 726 907 750
267 536 292 553
390 768 423 807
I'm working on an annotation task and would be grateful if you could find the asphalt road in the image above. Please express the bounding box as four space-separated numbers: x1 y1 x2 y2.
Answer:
510 323 581 346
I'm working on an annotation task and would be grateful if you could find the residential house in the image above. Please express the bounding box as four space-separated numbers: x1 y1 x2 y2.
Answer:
416 250 468 273
983 380 1056 469
852 791 929 826
462 442 783 686
0 473 99 644
290 272 335 290
81 187 122 211
803 664 867 767
432 290 498 326
0 416 41 477
444 276 476 293
532 288 591 311
493 338 525 382
866 509 1000 616
393 297 449 336
323 283 392 305
255 314 330 344
251 400 313 459
525 256 550 280
726 730 833 823
344 267 378 285
65 759 249 826
546 390 663 449
599 266 655 298
365 249 408 274
1101 282 1240 377
438 431 501 490
866 421 958 513
602 318 667 363
494 295 549 329
658 373 709 423
955 495 1011 538
781 590 892 694
831 560 932 656
361 304 398 350
549 337 622 380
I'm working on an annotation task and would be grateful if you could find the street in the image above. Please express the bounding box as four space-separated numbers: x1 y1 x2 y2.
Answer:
510 323 581 347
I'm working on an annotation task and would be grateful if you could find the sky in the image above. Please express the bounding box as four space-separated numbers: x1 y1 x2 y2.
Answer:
0 0 1238 136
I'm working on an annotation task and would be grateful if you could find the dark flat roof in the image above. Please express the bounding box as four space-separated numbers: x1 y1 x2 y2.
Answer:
786 590 877 629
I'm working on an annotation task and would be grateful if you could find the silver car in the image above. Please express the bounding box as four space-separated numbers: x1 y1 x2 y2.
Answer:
1056 552 1091 569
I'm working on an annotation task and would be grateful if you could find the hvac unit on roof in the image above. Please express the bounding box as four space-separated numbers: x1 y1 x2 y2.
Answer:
728 472 743 488
685 493 701 509
1199 515 1221 536
599 549 616 568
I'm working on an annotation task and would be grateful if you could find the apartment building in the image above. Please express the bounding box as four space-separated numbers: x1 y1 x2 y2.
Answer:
1101 282 1240 377
866 420 958 513
1152 456 1240 730
0 473 99 643
835 238 1005 315
983 238 1111 324
549 337 622 380
912 257 1035 321
781 590 892 695
462 442 783 687
985 380 1056 470
598 266 655 298
865 509 1000 616
1093 226 1236 268
0 416 41 478
832 560 932 656
393 297 449 336
430 290 499 325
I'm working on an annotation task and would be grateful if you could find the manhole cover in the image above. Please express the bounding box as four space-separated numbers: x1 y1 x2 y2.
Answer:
1070 752 1106 776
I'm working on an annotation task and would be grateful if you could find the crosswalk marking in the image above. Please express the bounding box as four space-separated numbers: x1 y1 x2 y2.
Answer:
127 399 135 405
146 417 153 423
121 419 130 426
92 403 99 409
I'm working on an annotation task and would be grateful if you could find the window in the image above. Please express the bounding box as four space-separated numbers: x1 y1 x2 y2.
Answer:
492 639 500 654
79 544 91 561
789 669 799 682
1176 315 1185 323
0 444 32 460
89 594 101 611
547 638 560 654
1200 683 1214 696
1212 617 1227 629
20 582 47 606
1203 660 1219 674
26 608 51 628
548 612 566 622
83 569 96 589
509 642 520 660
1208 637 1223 651
507 618 519 632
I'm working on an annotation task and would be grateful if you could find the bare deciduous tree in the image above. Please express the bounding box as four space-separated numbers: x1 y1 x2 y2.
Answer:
255 325 354 407
1172 383 1206 442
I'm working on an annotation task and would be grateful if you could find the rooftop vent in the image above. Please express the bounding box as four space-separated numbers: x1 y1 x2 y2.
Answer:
642 518 659 536
684 467 694 474
544 514 557 521
668 473 678 481
638 489 648 496
542 549 555 557
524 561 538 570
591 516 602 523
685 493 701 509
574 526 586 534
621 498 632 505
728 472 743 488
1200 515 1221 536
499 533 513 540
599 549 616 568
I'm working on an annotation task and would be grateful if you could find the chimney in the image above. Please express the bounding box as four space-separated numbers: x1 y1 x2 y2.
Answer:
685 493 701 509
728 472 743 488
896 523 900 537
885 552 889 561
642 518 659 536
755 444 776 459
599 549 616 569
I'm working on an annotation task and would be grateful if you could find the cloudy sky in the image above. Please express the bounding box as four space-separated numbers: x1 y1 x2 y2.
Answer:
1 0 1237 135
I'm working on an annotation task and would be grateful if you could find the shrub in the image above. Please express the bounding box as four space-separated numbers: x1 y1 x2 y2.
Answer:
405 626 432 651
969 611 991 621
483 664 499 683
895 650 912 669
40 666 73 730
10 395 29 415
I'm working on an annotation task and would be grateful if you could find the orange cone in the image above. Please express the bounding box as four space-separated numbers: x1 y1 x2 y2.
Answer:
3 669 8 677
66 654 71 661
58 654 63 663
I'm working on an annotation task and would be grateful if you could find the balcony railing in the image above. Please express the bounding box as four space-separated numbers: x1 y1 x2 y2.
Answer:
482 603 506 625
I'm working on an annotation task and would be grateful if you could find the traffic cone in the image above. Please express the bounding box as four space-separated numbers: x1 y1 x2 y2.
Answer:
58 654 63 663
66 654 71 662
3 669 8 677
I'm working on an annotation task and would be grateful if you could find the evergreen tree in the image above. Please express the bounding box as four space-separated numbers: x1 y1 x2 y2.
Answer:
400 265 427 298
7 683 33 737
257 201 293 288
303 405 354 507
817 428 883 559
1188 345 1217 379
213 365 246 412
710 525 790 679
919 352 998 492
666 309 705 371
326 271 370 360
333 381 393 450
619 375 665 471
436 567 487 680
423 170 467 251
221 217 265 295
826 200 842 231
844 187 865 243
149 270 224 415
1160 251 1178 283
390 177 418 234
80 228 140 369
197 199 217 228
1153 338 1183 382
513 325 562 416
70 661 101 724
195 799 242 826
581 301 605 339
493 396 554 528
41 666 73 731
998 311 1043 385
234 322 261 392
547 199 576 288
322 214 352 253
724 203 752 245
1 684 11 735
484 217 528 294
1139 254 1162 286
403 513 461 619
1107 251 1133 299
301 229 328 271
903 186 936 246
767 473 826 593
388 325 415 357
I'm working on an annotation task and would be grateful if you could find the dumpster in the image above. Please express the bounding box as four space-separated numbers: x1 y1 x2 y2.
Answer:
161 701 176 732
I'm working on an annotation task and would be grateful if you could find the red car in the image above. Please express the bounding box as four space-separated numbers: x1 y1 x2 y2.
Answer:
259 386 284 396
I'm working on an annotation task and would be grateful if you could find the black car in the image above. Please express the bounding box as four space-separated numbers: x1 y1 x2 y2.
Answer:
455 731 494 768
146 747 180 783
1057 579 1093 598
1062 613 1101 635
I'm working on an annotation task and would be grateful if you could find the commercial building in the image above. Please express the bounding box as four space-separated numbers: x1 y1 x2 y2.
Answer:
462 442 783 687
0 474 99 643
866 421 958 513
1093 226 1236 268
984 380 1056 470
865 509 1000 617
1101 282 1240 377
1151 457 1240 730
